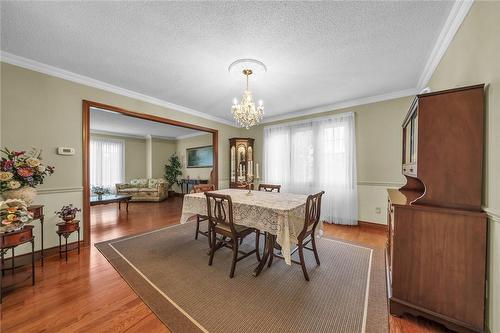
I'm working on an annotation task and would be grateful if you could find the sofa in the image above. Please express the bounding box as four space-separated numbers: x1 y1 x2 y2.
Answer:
116 178 168 202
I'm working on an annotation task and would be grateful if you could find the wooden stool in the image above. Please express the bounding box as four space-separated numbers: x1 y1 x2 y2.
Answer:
56 221 80 262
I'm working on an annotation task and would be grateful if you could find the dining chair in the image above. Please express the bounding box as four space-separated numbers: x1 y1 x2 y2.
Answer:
192 184 216 242
270 191 325 281
205 192 261 278
258 183 281 192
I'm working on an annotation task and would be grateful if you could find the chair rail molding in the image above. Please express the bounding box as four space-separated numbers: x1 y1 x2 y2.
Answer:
357 181 405 187
483 207 500 223
36 186 84 195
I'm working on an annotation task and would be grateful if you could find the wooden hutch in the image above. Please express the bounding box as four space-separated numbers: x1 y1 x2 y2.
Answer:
387 84 487 333
229 138 254 189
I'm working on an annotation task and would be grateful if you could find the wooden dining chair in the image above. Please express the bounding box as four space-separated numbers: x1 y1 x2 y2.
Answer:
205 192 261 278
192 184 216 241
258 183 281 193
270 191 325 281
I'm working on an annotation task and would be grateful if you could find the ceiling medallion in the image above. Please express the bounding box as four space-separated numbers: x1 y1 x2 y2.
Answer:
229 59 266 129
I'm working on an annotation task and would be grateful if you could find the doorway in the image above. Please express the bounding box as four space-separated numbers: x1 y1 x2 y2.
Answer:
82 100 218 245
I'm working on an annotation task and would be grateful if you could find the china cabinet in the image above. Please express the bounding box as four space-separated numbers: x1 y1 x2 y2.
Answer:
387 84 487 333
229 138 254 189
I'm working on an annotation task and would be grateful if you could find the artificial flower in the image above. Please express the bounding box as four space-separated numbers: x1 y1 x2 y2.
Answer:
17 167 34 177
26 157 41 167
37 165 46 172
7 214 17 221
2 160 13 171
7 207 18 213
2 219 12 225
0 171 14 181
8 180 21 189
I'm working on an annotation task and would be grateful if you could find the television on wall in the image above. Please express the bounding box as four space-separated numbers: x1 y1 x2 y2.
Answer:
187 145 213 168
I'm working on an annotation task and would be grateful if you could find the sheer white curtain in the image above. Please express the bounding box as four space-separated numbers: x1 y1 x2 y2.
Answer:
90 137 125 192
263 112 358 225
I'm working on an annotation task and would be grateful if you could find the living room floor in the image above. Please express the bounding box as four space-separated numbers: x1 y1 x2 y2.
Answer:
1 197 446 332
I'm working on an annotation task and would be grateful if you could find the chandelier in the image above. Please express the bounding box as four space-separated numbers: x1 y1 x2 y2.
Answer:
229 59 266 129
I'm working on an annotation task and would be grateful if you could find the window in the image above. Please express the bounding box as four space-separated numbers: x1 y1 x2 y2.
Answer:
90 137 125 192
263 112 358 225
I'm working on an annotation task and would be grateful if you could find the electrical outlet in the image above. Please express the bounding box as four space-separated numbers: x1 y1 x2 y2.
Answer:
375 207 381 214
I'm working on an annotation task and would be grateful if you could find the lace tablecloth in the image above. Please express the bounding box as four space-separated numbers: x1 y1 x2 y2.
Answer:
181 189 309 265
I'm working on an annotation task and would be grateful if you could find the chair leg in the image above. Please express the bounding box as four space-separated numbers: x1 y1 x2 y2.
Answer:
267 235 275 268
195 215 200 240
311 234 321 265
298 243 310 281
255 230 261 262
208 228 216 266
229 239 239 278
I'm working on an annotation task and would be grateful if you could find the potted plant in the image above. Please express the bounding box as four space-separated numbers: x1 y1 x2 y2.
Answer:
164 153 182 196
55 204 81 223
0 148 55 204
92 186 111 199
0 199 34 233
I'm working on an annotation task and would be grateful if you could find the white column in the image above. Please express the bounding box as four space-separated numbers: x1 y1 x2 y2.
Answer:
146 135 152 179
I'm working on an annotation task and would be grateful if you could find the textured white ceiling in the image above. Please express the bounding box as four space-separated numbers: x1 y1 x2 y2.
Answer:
90 108 205 139
1 1 454 123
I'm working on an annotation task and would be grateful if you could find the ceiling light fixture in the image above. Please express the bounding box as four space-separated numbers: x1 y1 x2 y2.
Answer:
229 59 266 129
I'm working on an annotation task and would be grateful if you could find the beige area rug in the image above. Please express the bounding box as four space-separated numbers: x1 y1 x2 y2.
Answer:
95 223 388 333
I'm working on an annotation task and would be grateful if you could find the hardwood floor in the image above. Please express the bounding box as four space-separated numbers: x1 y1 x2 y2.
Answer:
1 197 448 333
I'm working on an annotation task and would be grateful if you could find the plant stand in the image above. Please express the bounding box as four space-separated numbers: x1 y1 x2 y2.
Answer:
56 221 80 262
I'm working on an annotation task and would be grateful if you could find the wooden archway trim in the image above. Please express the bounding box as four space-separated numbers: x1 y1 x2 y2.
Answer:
82 100 219 246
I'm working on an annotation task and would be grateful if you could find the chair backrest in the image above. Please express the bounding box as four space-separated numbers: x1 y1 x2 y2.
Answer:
192 184 216 193
258 183 281 193
300 191 325 237
205 192 237 235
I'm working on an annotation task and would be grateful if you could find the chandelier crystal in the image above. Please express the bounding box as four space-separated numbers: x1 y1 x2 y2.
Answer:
231 68 264 129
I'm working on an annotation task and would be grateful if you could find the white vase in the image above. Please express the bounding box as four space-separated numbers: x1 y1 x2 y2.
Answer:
1 187 37 205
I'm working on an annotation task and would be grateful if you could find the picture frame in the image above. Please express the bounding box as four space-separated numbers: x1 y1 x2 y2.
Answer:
186 145 213 168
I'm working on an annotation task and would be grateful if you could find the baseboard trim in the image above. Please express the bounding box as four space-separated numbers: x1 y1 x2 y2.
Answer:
358 220 388 231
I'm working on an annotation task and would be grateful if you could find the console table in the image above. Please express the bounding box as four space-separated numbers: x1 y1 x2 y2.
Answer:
180 179 208 195
28 205 44 266
0 225 35 303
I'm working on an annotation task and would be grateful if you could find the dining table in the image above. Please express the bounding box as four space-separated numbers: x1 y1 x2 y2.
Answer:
180 188 314 276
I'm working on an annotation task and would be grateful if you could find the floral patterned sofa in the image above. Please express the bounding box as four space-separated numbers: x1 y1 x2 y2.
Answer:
115 178 168 202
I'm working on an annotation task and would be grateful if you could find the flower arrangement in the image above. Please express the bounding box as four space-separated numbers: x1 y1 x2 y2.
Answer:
55 204 81 223
0 147 55 191
0 199 34 233
91 186 111 196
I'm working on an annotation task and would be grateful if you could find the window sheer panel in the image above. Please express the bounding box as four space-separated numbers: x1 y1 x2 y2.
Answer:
263 112 358 225
90 137 125 192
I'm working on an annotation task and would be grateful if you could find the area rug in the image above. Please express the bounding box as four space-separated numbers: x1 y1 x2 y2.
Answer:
95 223 388 333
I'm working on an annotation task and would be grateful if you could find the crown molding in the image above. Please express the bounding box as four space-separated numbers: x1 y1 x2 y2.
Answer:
0 51 237 127
262 88 416 124
416 0 474 90
1 0 472 129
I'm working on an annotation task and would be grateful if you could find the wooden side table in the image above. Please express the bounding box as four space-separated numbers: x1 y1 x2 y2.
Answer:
28 205 45 266
56 221 80 262
0 225 35 303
